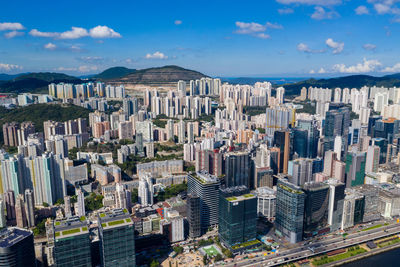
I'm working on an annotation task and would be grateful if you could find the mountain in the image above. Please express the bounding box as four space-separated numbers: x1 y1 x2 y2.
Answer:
109 65 207 84
94 67 136 80
0 73 24 81
14 72 79 82
282 74 400 96
0 72 83 94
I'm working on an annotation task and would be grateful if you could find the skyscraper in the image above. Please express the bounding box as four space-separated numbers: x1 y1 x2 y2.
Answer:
274 130 293 174
302 182 330 237
49 216 92 267
218 186 257 249
323 107 350 157
24 189 35 228
345 151 366 187
225 151 250 188
275 179 305 243
64 195 72 218
98 209 136 267
366 145 380 173
324 179 345 231
4 191 16 222
76 188 85 217
0 200 5 228
187 171 220 232
187 193 201 238
15 195 27 228
138 173 154 206
0 227 35 267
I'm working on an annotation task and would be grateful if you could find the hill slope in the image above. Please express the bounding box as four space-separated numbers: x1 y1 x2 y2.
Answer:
0 104 90 145
282 74 400 96
94 67 136 80
0 72 83 94
110 65 207 84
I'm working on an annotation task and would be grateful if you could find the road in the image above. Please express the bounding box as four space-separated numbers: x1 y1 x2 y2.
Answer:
222 222 400 267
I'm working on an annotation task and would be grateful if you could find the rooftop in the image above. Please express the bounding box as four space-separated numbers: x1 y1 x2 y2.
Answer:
98 208 133 229
53 216 89 239
0 227 32 248
191 171 219 184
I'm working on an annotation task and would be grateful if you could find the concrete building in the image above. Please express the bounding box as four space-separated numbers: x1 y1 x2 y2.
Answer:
187 171 220 232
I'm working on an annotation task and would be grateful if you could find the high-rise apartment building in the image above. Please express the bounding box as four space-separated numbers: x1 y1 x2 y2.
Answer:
138 173 154 206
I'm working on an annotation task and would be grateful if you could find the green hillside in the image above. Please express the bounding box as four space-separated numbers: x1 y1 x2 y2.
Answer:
0 72 83 94
0 104 90 146
94 67 136 80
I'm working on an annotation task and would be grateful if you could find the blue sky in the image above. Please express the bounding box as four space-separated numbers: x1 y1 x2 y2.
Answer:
1 0 400 77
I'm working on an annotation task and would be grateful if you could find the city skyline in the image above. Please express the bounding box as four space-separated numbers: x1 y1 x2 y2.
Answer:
2 0 400 77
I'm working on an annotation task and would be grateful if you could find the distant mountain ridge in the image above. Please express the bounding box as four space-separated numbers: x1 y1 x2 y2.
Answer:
107 65 207 84
0 65 207 94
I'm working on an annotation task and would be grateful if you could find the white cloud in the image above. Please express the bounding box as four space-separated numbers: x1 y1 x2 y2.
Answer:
174 20 182 25
363 43 377 50
55 66 98 73
234 21 282 39
29 29 59 38
355 5 370 15
0 63 22 71
374 3 392 13
256 33 271 39
0 22 25 31
276 0 341 6
59 27 88 39
29 26 121 39
145 51 168 59
311 6 339 20
4 31 24 39
278 8 294 14
78 65 98 73
235 22 266 34
326 38 344 54
310 67 328 74
266 22 284 29
89 26 121 38
381 63 400 72
368 0 400 15
332 58 382 73
297 43 325 53
44 42 57 50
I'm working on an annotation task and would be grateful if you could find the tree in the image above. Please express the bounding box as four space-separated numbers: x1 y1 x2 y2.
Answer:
173 246 184 254
42 202 49 207
203 255 208 265
150 259 159 267
131 188 138 203
214 254 223 262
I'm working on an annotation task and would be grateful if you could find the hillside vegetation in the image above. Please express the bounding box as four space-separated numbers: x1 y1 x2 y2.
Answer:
0 72 83 94
0 104 90 145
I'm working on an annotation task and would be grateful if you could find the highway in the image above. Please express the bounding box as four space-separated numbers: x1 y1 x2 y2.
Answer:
222 222 400 267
